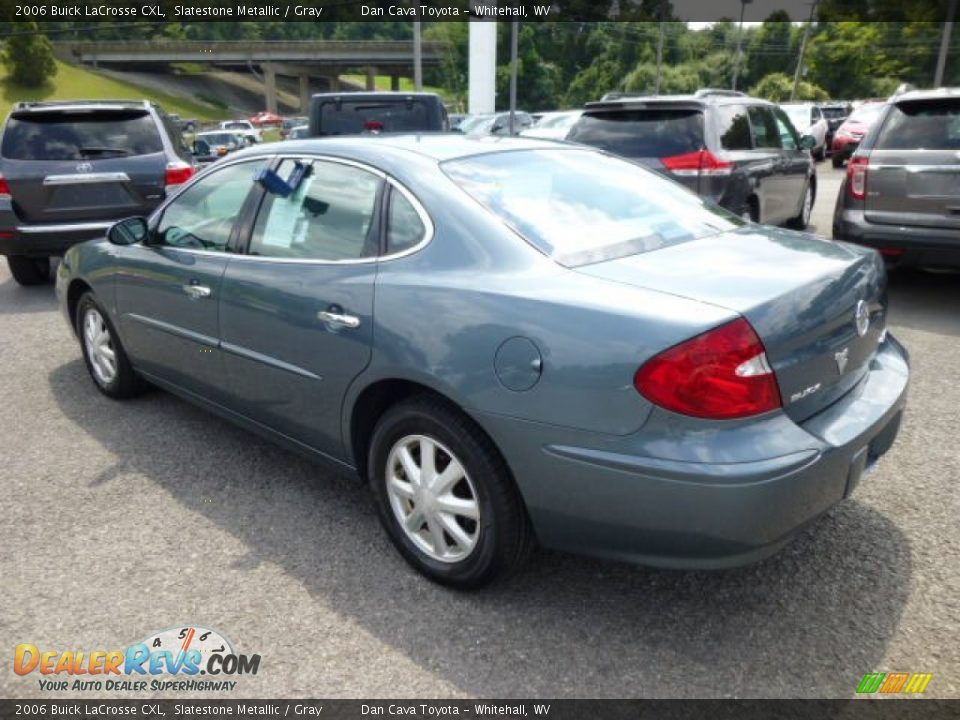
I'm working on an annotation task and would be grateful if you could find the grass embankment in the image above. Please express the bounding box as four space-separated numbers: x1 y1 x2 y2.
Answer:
0 60 228 122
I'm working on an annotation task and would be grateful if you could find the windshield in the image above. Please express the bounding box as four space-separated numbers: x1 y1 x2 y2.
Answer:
223 122 250 130
442 148 741 267
537 112 580 129
821 106 849 119
848 104 885 123
198 133 236 145
458 115 493 134
2 111 162 160
781 106 810 129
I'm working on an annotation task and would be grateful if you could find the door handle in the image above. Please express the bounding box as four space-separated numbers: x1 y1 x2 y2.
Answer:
182 283 211 299
318 310 360 329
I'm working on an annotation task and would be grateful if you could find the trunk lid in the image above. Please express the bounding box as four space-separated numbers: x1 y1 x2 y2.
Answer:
0 107 168 224
576 227 887 421
864 96 960 231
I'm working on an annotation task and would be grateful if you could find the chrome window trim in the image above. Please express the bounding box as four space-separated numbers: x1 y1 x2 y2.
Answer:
43 172 131 186
18 221 114 234
228 153 434 266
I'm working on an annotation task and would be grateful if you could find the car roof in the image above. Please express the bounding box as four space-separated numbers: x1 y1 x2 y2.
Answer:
310 91 443 101
585 92 772 111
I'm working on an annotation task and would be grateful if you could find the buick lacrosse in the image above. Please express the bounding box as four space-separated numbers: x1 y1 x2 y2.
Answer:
57 135 909 588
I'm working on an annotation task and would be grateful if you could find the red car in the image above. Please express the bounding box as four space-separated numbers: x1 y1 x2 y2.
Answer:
248 111 283 128
831 102 885 168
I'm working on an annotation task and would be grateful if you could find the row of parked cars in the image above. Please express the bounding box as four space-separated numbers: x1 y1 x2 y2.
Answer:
0 85 956 286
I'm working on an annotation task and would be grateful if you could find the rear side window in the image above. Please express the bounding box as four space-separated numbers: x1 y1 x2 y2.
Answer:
387 188 427 254
748 106 782 149
316 100 435 135
568 109 705 158
1 111 163 160
875 100 960 150
716 105 753 150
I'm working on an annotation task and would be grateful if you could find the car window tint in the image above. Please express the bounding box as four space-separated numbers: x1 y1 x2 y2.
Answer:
1 111 162 160
443 148 740 267
316 100 433 135
568 109 705 158
748 107 782 149
717 105 752 150
772 108 799 150
250 159 381 261
156 160 264 252
387 188 426 254
876 99 960 150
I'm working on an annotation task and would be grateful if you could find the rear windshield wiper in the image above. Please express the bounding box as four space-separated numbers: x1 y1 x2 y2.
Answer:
79 146 131 157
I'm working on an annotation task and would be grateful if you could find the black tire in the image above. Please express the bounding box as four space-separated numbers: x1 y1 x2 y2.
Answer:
368 395 534 589
814 145 826 162
76 291 147 399
832 155 844 169
7 255 50 286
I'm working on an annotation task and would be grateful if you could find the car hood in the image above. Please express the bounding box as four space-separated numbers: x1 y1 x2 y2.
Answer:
575 227 887 420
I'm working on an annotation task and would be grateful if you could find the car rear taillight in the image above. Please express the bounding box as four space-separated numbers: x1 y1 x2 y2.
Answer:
879 247 904 257
0 173 10 198
165 161 195 188
847 156 869 200
661 149 733 177
634 317 782 420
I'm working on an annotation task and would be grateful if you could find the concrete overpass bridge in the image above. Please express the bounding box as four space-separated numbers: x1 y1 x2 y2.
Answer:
54 40 446 112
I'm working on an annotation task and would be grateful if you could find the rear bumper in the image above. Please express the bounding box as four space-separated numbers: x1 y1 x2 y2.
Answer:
0 220 113 257
478 336 909 569
831 138 861 160
834 208 960 268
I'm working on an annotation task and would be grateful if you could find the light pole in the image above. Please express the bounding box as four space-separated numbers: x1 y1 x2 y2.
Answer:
791 0 818 101
731 0 752 92
935 0 957 87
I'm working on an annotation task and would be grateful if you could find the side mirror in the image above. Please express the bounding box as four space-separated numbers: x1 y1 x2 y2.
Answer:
799 134 817 150
108 217 148 246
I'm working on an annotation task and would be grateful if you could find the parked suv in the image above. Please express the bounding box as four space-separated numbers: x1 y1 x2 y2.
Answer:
308 92 448 137
0 100 195 285
833 88 960 268
567 89 817 228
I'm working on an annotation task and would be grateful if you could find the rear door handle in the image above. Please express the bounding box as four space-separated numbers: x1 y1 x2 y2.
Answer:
182 283 211 299
318 309 360 329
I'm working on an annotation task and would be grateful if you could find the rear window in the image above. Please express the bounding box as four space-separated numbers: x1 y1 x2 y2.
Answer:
567 108 705 158
442 148 740 267
316 100 435 135
1 111 162 160
875 99 960 150
821 107 849 119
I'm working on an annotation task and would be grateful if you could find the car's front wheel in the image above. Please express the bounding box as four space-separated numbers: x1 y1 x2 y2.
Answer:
7 255 50 286
76 292 147 399
369 396 533 588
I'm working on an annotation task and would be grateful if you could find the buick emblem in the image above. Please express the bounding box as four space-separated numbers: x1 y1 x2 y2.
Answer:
835 347 850 375
855 300 870 337
76 162 93 173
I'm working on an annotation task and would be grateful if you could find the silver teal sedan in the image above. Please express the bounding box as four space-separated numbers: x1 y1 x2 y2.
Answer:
56 135 909 588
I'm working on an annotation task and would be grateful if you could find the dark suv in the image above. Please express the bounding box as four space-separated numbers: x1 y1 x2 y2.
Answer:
567 89 818 228
0 100 195 285
308 92 448 137
833 88 960 268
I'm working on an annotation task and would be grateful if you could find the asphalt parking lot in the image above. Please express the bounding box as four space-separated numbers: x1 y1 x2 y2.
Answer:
1 164 958 699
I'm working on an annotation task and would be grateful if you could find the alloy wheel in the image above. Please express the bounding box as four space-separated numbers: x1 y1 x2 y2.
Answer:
385 434 481 563
83 308 117 386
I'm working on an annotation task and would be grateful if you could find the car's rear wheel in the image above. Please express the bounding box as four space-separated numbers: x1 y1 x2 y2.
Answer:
787 182 814 230
814 145 826 161
7 255 50 286
76 292 147 399
369 396 533 588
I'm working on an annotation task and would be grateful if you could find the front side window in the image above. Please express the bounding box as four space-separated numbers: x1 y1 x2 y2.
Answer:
443 148 740 267
156 160 265 252
748 106 782 149
249 159 381 261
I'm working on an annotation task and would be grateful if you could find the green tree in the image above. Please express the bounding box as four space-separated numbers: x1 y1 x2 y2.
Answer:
1 22 57 87
750 72 829 102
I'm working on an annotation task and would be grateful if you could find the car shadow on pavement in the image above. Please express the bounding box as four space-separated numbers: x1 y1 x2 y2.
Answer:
887 268 960 338
48 359 913 698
